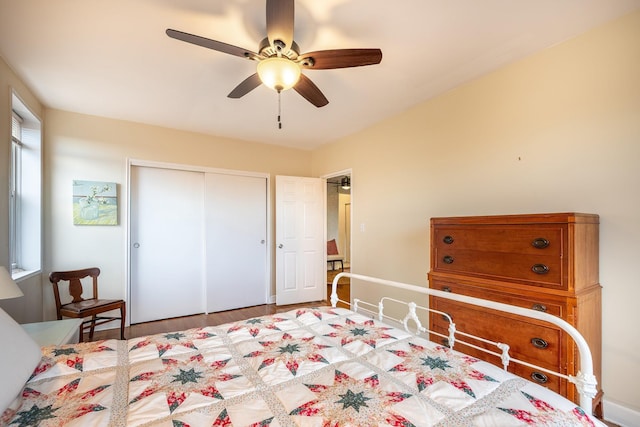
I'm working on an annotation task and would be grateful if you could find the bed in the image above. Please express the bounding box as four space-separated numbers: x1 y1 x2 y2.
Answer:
1 273 603 426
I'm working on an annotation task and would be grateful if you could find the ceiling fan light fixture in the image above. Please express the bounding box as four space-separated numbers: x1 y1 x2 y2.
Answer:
257 57 301 92
166 0 382 108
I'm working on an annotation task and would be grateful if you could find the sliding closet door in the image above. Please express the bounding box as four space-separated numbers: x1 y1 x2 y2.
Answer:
130 166 205 323
205 173 268 312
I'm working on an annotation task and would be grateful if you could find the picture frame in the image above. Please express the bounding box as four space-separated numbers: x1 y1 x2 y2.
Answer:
73 180 118 225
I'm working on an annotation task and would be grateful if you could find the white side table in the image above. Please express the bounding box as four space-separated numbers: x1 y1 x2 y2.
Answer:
21 319 83 346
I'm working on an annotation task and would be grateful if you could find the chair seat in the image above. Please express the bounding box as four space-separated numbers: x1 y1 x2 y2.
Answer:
60 299 124 316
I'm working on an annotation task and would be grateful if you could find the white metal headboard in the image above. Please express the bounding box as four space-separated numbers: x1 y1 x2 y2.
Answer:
329 272 597 411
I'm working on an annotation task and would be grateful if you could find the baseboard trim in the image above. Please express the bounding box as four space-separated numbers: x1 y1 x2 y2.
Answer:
604 398 640 427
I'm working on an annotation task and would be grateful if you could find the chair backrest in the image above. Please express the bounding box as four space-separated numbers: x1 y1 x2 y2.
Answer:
49 268 101 311
327 239 340 255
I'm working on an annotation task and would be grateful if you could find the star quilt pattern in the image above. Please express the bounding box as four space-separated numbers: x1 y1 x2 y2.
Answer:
1 307 603 426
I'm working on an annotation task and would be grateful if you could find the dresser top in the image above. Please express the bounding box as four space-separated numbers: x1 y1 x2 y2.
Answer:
430 212 599 225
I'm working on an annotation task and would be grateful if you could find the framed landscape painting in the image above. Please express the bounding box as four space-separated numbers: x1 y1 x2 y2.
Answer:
73 180 118 225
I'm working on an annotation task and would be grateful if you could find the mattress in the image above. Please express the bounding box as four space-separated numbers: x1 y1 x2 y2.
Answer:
1 306 603 426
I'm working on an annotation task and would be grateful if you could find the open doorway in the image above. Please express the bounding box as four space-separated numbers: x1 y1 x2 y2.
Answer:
326 173 351 307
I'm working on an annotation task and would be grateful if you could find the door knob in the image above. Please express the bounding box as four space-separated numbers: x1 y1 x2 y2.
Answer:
278 244 284 249
261 240 265 244
133 243 140 248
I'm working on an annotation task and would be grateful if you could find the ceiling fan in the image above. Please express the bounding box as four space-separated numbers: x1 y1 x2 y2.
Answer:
166 0 382 108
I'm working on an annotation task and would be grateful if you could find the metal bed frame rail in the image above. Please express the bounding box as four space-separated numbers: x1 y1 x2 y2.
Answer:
330 272 598 411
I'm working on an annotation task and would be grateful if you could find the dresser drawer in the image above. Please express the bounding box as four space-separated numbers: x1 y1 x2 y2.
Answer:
510 363 563 394
433 249 564 288
431 323 563 394
430 298 563 369
433 225 564 256
432 225 566 289
429 280 565 317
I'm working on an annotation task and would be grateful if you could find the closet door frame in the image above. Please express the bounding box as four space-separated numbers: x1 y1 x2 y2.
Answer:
126 159 271 324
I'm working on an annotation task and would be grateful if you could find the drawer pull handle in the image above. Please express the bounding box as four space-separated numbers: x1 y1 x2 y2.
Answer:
532 238 550 249
443 235 454 244
531 338 549 349
531 371 548 384
441 338 450 347
443 255 454 264
442 286 452 293
531 263 549 274
531 303 547 312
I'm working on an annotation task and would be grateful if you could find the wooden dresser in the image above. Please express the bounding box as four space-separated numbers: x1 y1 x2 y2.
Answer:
427 212 602 415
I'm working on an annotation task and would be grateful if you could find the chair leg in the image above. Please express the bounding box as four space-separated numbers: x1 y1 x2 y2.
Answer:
78 324 85 343
120 304 126 340
89 315 96 341
340 260 344 272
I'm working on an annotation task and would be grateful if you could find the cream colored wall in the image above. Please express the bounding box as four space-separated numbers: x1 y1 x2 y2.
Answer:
0 56 44 323
43 109 312 320
313 10 640 418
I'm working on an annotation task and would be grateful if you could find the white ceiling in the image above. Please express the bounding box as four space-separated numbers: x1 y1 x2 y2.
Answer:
1 0 639 150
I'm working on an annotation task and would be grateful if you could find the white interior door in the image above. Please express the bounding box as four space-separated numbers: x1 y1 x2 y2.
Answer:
276 175 325 305
130 166 205 323
205 173 268 312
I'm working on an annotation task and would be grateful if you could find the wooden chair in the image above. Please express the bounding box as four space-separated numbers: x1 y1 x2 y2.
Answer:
49 267 126 342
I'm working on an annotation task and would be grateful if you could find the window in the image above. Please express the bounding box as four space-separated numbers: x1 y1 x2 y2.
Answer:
9 91 42 279
10 113 22 271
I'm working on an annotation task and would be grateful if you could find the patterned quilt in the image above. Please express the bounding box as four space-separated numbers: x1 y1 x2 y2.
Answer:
1 307 603 426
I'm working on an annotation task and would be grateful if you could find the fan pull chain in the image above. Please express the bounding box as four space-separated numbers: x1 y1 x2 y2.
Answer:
277 90 282 129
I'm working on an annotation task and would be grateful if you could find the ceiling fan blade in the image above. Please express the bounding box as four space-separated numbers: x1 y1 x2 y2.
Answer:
228 73 263 98
299 49 382 69
266 0 294 51
294 74 329 108
166 29 259 60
